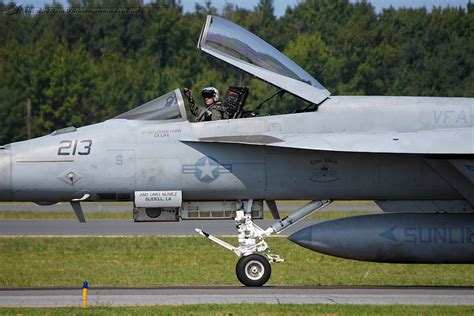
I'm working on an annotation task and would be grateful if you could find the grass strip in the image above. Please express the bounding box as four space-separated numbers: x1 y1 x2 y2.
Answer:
0 211 131 220
1 237 473 288
0 304 473 315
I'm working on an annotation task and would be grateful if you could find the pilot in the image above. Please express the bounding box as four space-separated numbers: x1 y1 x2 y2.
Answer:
183 87 226 122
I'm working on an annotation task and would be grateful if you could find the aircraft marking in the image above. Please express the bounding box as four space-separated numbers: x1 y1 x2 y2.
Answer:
379 226 474 244
309 159 340 183
433 110 471 125
16 159 74 163
57 140 92 156
182 157 232 183
379 226 397 241
141 128 181 138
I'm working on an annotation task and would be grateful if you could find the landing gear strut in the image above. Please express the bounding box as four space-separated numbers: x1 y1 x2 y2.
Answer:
196 199 331 286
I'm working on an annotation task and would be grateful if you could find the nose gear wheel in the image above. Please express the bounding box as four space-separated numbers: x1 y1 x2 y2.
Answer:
236 254 271 287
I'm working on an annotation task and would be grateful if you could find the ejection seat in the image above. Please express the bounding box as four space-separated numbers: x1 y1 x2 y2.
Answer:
222 86 251 119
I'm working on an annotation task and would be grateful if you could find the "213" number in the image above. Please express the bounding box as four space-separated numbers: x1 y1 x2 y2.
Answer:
57 140 93 156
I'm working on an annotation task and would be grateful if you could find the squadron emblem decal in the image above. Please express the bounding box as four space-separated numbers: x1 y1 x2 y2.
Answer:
310 158 340 183
182 156 232 183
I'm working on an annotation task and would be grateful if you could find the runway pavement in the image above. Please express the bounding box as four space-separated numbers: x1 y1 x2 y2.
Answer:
1 286 473 306
0 219 316 236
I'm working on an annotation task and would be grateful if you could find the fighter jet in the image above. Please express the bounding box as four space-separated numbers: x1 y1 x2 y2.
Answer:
0 16 473 286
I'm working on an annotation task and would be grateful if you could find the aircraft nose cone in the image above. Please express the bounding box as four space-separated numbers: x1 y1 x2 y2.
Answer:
0 148 12 201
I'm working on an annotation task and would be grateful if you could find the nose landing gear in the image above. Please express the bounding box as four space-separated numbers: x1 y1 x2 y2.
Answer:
236 254 271 287
195 199 331 286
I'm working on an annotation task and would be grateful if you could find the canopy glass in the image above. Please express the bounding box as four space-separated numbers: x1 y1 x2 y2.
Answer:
114 89 187 121
198 16 330 104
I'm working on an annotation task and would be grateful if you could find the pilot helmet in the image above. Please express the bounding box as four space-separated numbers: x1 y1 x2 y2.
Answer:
201 87 219 102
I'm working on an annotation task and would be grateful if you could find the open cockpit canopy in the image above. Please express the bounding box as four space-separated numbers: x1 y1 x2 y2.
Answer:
198 16 330 105
114 89 187 121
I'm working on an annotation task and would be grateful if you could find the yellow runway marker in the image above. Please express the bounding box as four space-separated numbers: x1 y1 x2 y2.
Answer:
82 280 88 308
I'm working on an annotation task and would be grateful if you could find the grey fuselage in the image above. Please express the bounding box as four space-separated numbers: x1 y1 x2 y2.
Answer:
0 95 472 204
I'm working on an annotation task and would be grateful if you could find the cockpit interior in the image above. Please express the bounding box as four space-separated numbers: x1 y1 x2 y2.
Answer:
114 15 331 123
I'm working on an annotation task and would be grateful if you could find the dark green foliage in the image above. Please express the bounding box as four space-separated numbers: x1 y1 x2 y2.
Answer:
0 0 472 144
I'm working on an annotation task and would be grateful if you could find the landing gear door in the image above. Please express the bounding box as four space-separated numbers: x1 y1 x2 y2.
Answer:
133 190 182 222
134 191 182 208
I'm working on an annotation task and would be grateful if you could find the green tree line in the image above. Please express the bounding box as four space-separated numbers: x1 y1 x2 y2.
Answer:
0 0 472 144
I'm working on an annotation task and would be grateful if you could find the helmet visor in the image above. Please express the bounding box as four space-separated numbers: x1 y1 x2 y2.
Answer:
201 89 215 99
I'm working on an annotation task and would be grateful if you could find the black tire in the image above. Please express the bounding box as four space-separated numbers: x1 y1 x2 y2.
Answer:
235 254 271 287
